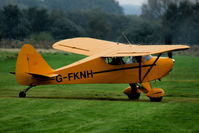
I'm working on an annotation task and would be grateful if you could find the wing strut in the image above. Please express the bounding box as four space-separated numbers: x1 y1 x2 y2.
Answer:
141 53 162 83
138 56 142 83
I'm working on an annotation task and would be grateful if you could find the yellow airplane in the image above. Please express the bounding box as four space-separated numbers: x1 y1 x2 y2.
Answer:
14 37 190 101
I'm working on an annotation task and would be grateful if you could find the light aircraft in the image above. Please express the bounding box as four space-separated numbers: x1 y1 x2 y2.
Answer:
14 37 190 101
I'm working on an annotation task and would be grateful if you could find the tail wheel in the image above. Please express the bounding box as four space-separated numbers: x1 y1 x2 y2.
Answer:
18 86 34 98
149 97 163 102
19 91 26 98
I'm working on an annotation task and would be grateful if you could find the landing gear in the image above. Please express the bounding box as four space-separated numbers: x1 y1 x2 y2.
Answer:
146 88 164 102
123 83 141 100
19 91 26 97
123 82 165 102
127 92 140 100
18 86 34 98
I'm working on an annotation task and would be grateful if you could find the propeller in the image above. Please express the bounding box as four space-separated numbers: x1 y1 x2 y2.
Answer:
168 52 175 63
168 52 173 58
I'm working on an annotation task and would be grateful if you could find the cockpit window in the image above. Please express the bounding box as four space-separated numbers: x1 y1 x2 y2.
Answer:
104 57 125 65
125 56 138 64
104 55 152 65
143 55 152 62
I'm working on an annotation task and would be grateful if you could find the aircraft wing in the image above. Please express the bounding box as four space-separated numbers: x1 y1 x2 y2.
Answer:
102 44 190 57
53 37 126 56
53 37 190 57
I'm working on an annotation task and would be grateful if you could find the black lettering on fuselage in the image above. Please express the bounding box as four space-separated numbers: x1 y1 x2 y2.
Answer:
67 70 93 81
68 73 73 81
56 75 63 82
74 72 80 80
80 71 87 79
87 70 93 78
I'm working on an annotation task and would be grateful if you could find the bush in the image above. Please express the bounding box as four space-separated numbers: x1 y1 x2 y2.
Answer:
27 32 54 41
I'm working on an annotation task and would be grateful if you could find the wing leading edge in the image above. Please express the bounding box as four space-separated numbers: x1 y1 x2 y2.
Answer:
53 37 190 57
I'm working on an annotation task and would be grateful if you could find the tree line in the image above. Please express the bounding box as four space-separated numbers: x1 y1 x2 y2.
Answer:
0 0 199 48
142 0 199 45
0 0 123 14
0 5 127 41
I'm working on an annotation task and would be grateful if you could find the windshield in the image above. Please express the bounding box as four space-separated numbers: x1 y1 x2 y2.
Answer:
104 55 152 65
143 55 152 62
126 56 138 64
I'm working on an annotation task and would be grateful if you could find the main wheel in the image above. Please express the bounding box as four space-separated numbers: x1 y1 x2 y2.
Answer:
19 91 26 98
149 97 162 102
127 92 140 100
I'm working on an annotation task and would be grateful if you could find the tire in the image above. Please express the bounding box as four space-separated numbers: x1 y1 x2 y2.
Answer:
150 97 162 102
127 92 140 100
19 91 26 98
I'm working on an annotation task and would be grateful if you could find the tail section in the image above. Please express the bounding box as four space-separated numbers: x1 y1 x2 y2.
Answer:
16 44 57 85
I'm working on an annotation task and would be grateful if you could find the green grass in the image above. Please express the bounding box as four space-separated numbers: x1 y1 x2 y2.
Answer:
0 51 199 133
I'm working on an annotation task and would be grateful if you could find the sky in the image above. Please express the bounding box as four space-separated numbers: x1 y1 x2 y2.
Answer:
116 0 147 6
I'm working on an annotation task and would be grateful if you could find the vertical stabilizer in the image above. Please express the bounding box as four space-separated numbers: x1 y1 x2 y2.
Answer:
16 44 54 85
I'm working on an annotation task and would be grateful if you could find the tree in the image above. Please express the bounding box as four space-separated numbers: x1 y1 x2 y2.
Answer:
0 10 3 40
50 16 82 39
44 0 123 14
108 14 131 42
162 0 199 44
0 0 123 15
87 10 112 40
1 5 23 39
141 0 196 19
24 7 50 33
124 19 161 44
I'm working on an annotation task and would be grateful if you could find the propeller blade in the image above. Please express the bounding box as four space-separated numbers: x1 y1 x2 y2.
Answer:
168 52 173 58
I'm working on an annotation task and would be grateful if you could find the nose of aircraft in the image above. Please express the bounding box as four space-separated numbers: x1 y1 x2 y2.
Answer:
157 57 174 78
141 56 174 82
172 59 175 63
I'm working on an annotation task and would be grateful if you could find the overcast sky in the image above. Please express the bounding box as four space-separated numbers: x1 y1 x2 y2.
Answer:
116 0 147 6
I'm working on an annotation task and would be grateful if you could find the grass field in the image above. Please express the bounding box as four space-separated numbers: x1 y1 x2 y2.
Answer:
0 50 199 133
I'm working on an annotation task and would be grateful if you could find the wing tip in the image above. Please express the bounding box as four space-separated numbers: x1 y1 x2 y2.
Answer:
178 45 190 50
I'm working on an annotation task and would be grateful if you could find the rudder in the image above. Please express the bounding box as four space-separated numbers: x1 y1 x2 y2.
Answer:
16 44 55 85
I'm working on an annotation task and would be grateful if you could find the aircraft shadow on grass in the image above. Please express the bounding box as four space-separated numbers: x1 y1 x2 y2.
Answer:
25 96 150 102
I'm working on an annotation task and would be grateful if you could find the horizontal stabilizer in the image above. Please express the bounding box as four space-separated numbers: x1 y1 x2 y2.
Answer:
28 72 58 78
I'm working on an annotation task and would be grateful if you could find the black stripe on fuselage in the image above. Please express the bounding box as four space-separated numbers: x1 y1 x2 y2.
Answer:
93 64 155 74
